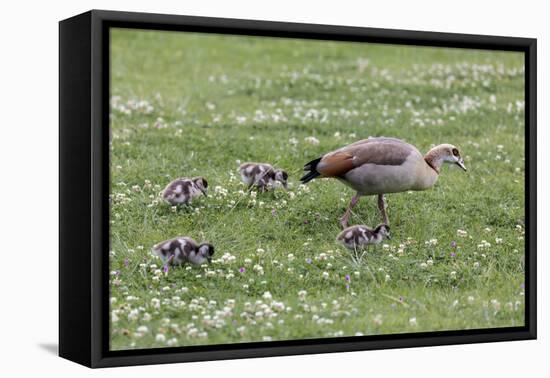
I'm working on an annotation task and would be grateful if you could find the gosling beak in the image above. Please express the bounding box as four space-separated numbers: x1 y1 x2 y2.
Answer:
456 159 467 171
386 234 391 240
200 188 208 197
283 182 288 190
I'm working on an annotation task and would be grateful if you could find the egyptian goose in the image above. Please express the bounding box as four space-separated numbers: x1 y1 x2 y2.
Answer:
238 162 288 192
162 177 208 205
336 224 391 250
152 236 215 265
300 137 466 227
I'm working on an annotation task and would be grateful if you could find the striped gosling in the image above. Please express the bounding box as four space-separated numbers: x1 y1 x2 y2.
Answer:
238 162 288 192
336 224 391 250
162 177 208 205
152 236 215 265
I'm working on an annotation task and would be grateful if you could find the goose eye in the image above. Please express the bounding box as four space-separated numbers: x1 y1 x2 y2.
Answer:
452 148 459 156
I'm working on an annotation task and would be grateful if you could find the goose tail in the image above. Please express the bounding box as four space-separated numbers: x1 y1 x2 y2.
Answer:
300 157 322 184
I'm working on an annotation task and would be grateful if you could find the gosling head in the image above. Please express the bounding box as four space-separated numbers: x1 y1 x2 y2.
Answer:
274 169 289 189
193 177 209 196
198 242 215 263
374 224 391 240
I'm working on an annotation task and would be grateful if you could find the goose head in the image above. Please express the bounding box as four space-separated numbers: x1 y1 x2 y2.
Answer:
425 144 467 173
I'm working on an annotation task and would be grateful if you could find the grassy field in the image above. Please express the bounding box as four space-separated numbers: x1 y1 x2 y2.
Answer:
108 28 526 350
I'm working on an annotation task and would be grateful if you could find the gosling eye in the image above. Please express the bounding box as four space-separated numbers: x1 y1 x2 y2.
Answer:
452 148 460 157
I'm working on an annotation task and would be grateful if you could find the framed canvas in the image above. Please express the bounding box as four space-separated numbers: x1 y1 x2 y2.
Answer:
59 10 537 368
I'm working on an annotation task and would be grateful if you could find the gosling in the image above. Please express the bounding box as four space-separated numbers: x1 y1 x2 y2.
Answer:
162 177 208 205
238 162 288 192
152 236 215 265
336 224 391 250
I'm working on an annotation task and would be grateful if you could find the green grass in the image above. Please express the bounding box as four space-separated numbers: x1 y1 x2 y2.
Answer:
109 28 526 350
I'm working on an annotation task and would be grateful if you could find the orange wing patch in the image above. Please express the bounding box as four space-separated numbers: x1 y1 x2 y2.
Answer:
317 152 355 177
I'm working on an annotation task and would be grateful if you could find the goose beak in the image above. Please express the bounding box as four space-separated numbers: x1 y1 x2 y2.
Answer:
387 234 391 240
456 159 467 171
201 188 208 197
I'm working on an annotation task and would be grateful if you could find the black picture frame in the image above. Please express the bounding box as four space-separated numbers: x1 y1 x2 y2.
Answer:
59 9 537 368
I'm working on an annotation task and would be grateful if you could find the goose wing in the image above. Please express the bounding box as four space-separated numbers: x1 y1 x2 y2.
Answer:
316 137 420 177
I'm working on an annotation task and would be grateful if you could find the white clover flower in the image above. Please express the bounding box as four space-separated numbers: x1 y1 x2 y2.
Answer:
287 253 295 262
262 291 273 301
477 240 491 250
288 137 299 146
317 252 328 261
450 271 457 279
137 325 149 333
426 259 434 266
198 332 208 339
272 301 285 312
220 252 236 264
425 238 438 246
166 338 178 347
298 290 307 301
473 261 480 268
409 317 417 326
420 262 428 269
253 264 264 275
322 271 330 279
467 296 475 304
256 248 265 254
187 328 199 338
155 333 166 343
111 312 119 323
110 297 117 304
373 314 383 326
457 229 468 237
151 298 161 309
495 237 503 244
128 309 140 321
142 313 152 322
304 136 320 145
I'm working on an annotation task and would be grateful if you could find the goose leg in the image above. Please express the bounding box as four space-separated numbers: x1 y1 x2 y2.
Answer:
377 194 389 225
340 193 360 228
